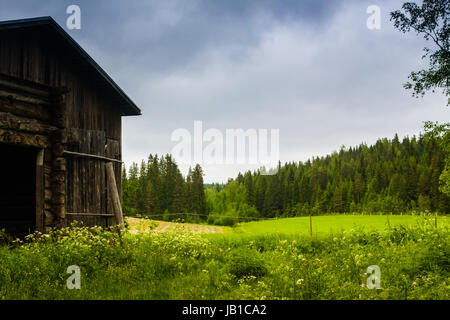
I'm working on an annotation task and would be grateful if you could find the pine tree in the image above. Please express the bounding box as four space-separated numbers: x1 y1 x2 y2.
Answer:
190 164 206 216
147 155 162 215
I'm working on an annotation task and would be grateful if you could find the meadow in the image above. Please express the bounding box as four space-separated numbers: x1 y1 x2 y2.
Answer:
233 214 448 236
0 215 448 300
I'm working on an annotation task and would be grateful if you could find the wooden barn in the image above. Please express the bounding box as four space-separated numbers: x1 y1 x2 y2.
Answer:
0 17 141 236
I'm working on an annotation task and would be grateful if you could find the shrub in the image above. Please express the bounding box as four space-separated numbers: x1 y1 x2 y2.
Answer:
0 228 13 246
206 215 238 227
219 216 238 227
226 248 267 279
207 215 216 225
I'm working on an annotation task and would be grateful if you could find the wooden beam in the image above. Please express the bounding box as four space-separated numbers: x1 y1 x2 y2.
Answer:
0 128 50 148
0 73 69 101
35 149 44 232
66 213 114 217
0 96 52 122
63 150 123 163
0 89 50 105
106 162 124 227
0 111 57 134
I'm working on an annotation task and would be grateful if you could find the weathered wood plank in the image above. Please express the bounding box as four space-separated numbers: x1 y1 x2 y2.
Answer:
0 128 50 148
0 95 52 121
62 150 123 163
66 213 114 217
0 111 57 134
35 149 44 231
106 162 124 227
64 128 111 226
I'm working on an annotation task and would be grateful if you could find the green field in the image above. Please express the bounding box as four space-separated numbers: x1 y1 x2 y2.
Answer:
234 214 449 236
0 214 448 300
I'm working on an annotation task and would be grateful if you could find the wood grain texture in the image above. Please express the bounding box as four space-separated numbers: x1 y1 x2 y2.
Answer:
0 25 127 231
106 162 124 227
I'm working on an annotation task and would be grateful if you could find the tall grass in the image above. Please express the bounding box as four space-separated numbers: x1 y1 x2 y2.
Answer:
0 217 448 300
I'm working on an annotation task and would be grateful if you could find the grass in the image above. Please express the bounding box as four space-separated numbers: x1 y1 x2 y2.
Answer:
234 214 449 237
126 214 448 237
0 215 448 300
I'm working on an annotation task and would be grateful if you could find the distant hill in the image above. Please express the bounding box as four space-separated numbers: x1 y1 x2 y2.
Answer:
206 134 450 218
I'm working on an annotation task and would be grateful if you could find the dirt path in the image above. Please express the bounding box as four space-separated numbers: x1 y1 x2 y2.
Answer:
126 217 225 235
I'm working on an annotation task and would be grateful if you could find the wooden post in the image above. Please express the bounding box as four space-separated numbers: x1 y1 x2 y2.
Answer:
35 149 44 231
435 212 438 228
309 214 312 237
106 162 124 228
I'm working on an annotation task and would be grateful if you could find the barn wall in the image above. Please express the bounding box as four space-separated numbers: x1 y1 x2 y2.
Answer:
0 28 124 229
0 75 66 230
0 29 122 141
65 128 121 227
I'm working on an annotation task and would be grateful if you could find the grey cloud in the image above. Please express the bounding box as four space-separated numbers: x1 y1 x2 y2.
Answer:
0 0 448 182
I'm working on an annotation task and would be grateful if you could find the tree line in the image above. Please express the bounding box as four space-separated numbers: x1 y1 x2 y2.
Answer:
208 133 449 220
122 133 449 223
122 154 206 219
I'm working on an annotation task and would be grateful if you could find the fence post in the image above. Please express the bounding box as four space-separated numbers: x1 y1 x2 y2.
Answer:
309 214 312 237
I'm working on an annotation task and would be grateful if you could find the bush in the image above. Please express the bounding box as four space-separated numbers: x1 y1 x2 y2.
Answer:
206 215 238 227
226 248 267 279
207 215 216 225
0 228 13 246
219 216 238 227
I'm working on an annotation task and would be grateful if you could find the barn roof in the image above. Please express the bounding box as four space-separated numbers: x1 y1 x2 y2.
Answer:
0 16 141 116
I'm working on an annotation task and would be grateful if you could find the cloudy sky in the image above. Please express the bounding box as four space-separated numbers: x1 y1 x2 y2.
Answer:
1 0 448 182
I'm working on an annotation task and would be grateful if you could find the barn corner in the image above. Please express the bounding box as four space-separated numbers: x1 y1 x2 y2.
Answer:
0 17 141 236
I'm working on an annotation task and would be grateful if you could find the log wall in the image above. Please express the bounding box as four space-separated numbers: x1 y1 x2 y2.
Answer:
0 28 122 141
0 75 65 230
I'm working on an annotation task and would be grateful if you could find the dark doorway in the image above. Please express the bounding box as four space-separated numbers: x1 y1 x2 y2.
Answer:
0 144 37 236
